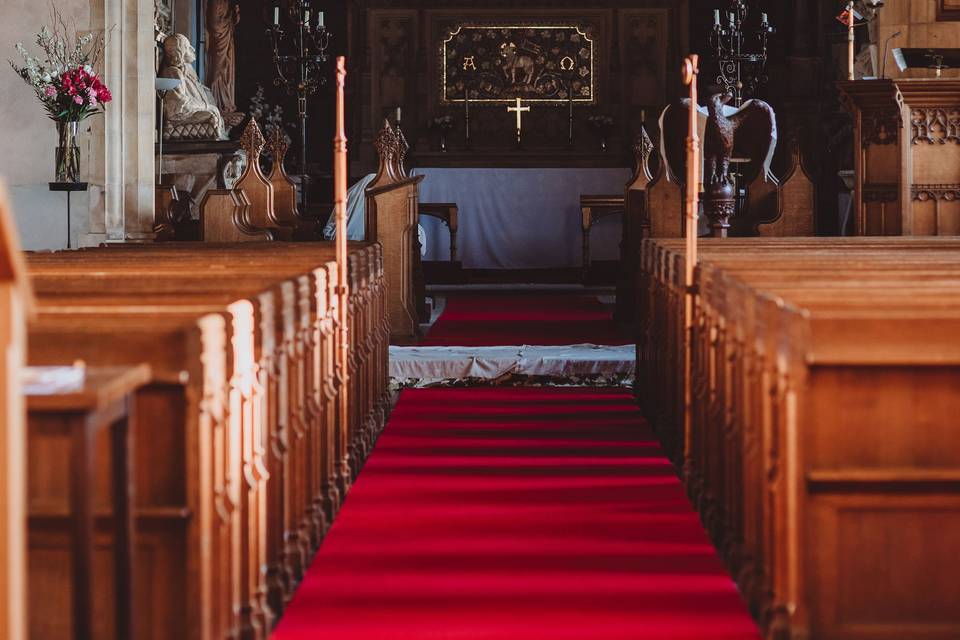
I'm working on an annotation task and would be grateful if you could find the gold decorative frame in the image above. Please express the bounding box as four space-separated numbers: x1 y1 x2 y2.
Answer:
440 22 597 105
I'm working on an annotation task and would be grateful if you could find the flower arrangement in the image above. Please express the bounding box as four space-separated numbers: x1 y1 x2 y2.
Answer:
586 114 614 130
10 11 111 123
9 8 112 181
430 114 455 131
248 84 292 174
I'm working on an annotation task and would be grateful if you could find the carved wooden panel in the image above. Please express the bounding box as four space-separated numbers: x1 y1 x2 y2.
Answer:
369 10 418 132
911 108 960 145
619 9 670 123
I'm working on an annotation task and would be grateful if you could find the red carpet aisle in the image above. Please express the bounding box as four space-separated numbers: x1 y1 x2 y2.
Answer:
421 292 628 346
272 388 760 639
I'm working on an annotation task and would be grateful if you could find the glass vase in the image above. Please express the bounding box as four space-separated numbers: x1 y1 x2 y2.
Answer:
55 120 81 183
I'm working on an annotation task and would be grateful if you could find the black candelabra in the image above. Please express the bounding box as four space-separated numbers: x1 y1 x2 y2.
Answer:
266 1 332 213
709 1 775 106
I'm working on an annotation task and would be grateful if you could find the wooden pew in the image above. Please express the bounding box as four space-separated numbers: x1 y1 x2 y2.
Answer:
637 237 960 640
24 243 387 640
0 182 31 640
26 365 151 640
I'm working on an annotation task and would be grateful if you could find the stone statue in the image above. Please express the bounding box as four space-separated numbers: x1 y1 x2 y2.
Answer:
159 33 226 140
205 0 240 117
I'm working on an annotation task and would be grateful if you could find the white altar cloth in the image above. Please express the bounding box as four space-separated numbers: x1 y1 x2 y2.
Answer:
415 167 630 269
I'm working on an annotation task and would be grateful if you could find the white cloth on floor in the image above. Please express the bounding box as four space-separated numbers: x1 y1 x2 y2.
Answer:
389 344 635 384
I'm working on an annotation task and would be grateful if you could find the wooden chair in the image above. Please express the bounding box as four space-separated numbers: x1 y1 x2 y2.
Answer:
0 181 30 640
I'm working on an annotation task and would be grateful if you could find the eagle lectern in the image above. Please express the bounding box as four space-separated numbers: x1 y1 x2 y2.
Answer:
838 79 960 236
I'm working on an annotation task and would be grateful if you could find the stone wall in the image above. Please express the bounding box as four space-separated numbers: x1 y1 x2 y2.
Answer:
0 0 155 250
0 1 91 249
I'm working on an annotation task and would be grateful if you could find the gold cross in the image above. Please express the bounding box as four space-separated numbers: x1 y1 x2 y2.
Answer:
507 98 531 145
507 98 530 132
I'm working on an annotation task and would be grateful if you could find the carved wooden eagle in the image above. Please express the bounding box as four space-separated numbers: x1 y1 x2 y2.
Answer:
659 94 777 188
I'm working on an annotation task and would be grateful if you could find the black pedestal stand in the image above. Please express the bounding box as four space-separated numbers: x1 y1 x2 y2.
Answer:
49 181 88 249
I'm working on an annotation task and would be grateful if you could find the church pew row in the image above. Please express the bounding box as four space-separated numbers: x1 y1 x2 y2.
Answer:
636 237 960 640
24 243 388 640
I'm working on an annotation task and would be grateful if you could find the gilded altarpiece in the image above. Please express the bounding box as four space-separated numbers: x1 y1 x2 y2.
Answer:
353 2 688 170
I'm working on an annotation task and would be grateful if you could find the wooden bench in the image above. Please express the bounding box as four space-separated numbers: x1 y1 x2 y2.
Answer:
637 237 960 640
24 243 388 640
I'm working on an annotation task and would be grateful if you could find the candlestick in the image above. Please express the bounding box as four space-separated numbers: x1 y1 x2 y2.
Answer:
266 0 333 215
847 2 855 81
709 1 775 106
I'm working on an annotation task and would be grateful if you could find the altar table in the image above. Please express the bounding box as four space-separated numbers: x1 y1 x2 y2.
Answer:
415 168 631 269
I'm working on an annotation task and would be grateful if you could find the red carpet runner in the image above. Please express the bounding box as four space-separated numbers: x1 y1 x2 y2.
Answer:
272 388 760 639
421 292 628 346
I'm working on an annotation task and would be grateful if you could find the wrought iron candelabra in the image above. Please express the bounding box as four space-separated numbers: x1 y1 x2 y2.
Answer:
266 1 332 212
709 0 775 106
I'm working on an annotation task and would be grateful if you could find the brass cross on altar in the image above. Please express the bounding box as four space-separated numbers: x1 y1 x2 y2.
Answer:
507 98 530 146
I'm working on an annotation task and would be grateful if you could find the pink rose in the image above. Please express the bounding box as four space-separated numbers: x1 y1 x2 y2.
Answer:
44 85 57 98
73 95 84 105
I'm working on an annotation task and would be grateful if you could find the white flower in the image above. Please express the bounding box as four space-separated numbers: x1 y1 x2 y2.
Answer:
42 73 51 82
83 64 92 74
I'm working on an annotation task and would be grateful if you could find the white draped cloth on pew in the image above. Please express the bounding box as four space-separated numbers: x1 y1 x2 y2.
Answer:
322 173 427 254
416 167 631 269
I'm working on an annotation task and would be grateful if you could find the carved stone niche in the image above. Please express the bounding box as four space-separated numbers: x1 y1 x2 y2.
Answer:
158 140 247 220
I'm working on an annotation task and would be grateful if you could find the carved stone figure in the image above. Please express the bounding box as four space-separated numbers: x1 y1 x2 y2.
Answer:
159 33 226 140
500 42 535 85
205 0 240 116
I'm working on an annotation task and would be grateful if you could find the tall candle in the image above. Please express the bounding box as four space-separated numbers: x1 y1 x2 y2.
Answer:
729 11 735 26
396 107 402 123
304 9 310 25
761 12 768 26
714 9 720 25
273 6 279 25
318 11 324 28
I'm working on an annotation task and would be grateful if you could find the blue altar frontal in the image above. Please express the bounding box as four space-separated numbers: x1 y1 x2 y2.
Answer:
415 167 630 270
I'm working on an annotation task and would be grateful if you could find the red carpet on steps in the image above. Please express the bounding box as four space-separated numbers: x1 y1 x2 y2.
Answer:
272 388 760 640
420 292 629 346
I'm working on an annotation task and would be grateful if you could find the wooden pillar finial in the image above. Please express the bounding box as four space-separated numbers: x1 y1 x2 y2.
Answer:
682 54 700 483
333 56 351 489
